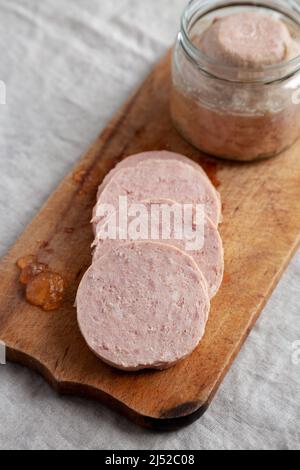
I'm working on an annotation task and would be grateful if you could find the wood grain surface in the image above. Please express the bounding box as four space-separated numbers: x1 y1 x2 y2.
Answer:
1 52 300 430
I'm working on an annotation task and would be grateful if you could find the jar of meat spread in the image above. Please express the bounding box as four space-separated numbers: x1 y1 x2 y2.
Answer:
171 0 300 161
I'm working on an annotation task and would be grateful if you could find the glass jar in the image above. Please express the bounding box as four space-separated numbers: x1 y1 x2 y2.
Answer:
171 0 300 161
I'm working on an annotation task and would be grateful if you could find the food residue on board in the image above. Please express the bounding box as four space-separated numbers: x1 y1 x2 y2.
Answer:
17 256 64 311
201 160 221 188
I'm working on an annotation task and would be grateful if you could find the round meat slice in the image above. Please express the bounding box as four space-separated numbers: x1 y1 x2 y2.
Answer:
198 12 293 68
96 151 218 199
93 159 221 226
93 199 223 298
77 241 210 371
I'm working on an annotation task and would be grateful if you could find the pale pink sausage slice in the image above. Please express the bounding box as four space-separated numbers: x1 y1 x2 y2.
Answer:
198 12 293 68
93 200 223 298
97 151 218 199
77 241 210 371
93 159 221 226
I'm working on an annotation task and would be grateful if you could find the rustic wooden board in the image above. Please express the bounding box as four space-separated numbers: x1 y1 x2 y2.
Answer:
1 51 300 430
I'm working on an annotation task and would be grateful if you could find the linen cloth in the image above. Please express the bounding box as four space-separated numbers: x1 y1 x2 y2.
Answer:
0 0 299 450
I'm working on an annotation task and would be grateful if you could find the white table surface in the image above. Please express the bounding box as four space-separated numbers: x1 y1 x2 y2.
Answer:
0 0 299 450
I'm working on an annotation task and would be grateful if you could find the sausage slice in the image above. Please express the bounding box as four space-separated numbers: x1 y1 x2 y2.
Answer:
93 199 224 298
77 242 210 371
94 159 221 226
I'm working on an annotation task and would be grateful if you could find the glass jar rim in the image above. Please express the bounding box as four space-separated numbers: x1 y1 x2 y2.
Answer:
180 0 300 84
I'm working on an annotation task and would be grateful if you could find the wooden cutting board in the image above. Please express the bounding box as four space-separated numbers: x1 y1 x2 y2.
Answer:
1 51 300 431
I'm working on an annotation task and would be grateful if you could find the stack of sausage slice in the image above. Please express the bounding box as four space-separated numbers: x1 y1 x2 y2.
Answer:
76 151 224 371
